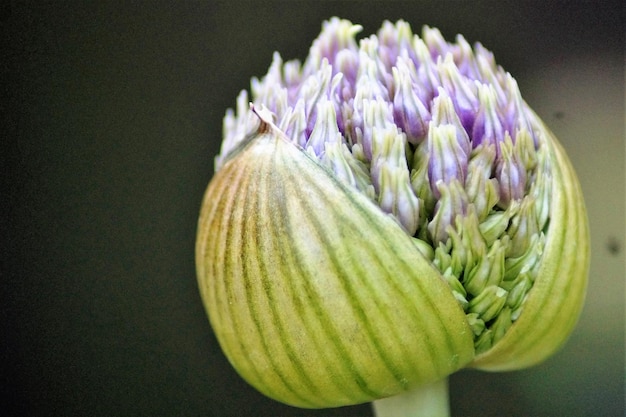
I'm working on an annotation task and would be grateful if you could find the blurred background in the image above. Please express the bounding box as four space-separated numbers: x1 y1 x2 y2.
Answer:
4 2 624 416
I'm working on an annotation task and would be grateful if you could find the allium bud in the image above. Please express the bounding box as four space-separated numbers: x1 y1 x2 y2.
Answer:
196 18 589 413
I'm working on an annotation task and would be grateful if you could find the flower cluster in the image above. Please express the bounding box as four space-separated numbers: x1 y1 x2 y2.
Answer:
218 18 550 353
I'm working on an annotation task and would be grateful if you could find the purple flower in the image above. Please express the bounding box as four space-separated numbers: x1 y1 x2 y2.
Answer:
198 18 589 411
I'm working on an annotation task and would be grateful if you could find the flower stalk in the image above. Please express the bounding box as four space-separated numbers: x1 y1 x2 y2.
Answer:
372 378 450 417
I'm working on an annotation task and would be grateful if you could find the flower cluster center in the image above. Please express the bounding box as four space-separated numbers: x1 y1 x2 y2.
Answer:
219 18 551 352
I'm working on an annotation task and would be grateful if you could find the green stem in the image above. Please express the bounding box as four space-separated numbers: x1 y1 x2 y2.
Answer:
371 378 450 417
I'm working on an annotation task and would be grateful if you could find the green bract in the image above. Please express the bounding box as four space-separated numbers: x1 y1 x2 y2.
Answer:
196 18 589 408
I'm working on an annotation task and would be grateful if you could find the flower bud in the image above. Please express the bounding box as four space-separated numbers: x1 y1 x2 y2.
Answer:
391 57 431 144
465 144 499 221
428 179 468 245
427 124 469 195
196 17 589 408
496 132 528 209
468 285 508 324
472 83 505 151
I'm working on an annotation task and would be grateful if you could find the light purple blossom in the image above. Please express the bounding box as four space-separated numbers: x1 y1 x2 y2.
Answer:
219 17 548 291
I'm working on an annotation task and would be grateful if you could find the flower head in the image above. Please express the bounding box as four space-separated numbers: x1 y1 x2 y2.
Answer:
197 18 589 408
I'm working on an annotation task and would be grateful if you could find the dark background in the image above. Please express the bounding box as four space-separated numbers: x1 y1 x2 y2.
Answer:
4 2 624 416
